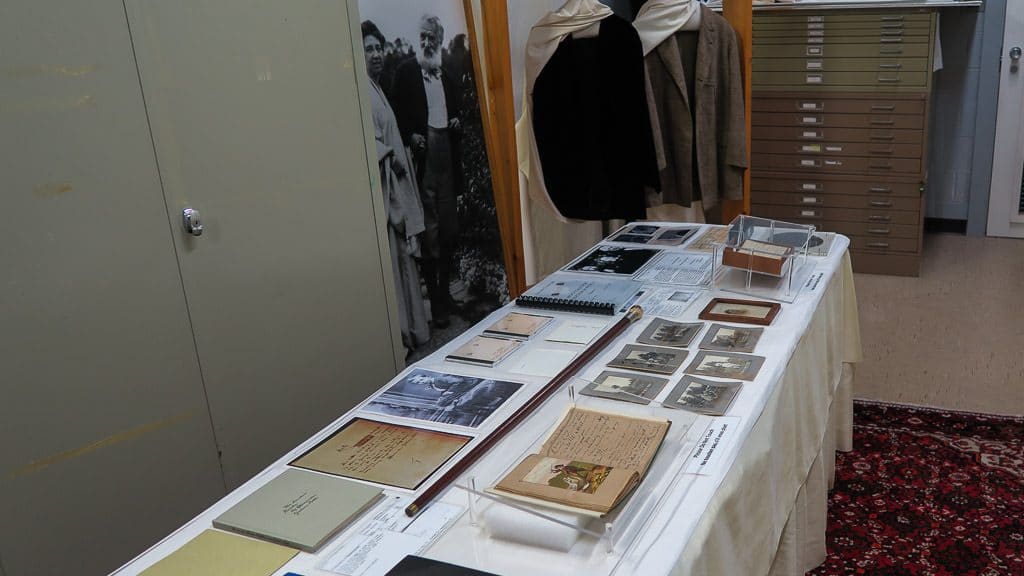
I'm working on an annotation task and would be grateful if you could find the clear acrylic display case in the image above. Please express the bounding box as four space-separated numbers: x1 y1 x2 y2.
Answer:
712 215 817 303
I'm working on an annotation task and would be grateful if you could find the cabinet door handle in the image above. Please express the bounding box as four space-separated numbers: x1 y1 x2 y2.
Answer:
867 242 890 248
868 187 892 194
870 200 894 207
868 215 892 222
868 228 891 235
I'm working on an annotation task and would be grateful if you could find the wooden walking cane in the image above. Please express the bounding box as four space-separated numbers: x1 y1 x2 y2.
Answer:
405 305 645 517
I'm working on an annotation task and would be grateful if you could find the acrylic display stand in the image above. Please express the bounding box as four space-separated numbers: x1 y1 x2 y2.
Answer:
712 215 817 303
448 382 708 575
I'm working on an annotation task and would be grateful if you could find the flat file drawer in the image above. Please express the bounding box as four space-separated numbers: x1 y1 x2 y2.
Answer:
754 26 930 40
754 20 932 33
753 112 924 129
753 97 925 115
751 206 920 236
752 191 921 215
752 140 923 158
754 153 921 175
757 43 930 59
753 70 928 88
847 235 919 253
754 12 932 25
753 57 929 73
754 34 930 46
752 126 923 144
751 174 923 197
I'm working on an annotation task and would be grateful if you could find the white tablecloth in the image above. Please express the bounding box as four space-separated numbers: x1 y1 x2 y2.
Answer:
115 228 860 576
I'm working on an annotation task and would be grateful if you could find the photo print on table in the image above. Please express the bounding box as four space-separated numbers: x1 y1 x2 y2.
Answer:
565 245 660 276
483 311 553 339
684 350 766 381
648 226 699 246
637 318 704 348
662 376 742 416
363 368 523 428
698 323 763 354
607 343 687 375
698 297 781 326
579 370 669 405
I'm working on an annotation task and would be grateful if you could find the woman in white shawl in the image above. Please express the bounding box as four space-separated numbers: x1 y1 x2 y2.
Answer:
363 20 430 352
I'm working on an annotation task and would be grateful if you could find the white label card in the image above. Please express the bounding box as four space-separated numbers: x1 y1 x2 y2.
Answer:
801 210 817 217
806 61 822 70
802 196 818 204
802 131 821 139
685 417 741 476
806 75 823 84
802 117 819 124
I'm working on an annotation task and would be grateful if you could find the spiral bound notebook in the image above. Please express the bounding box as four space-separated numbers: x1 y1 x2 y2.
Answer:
516 275 639 316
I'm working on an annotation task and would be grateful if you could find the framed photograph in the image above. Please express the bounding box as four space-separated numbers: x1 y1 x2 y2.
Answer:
579 370 669 405
291 418 471 490
637 318 704 348
607 343 687 375
684 351 766 381
565 245 660 276
698 297 781 326
662 376 743 416
698 323 763 354
362 368 523 428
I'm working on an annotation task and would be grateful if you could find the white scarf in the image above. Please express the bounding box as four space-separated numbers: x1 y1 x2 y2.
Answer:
633 0 700 55
516 0 614 222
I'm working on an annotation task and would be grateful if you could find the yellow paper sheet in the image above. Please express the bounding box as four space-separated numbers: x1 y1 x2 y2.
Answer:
140 530 297 576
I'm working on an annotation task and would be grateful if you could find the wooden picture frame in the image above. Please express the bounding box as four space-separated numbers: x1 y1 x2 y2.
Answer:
698 297 781 326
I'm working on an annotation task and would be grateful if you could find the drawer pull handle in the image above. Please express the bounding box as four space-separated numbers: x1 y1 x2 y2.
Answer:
801 183 821 191
868 228 891 235
871 105 896 111
870 147 895 155
800 159 821 167
881 15 905 21
870 162 893 169
868 242 890 249
880 47 904 55
802 196 821 204
800 210 820 218
878 77 902 83
879 63 903 70
880 37 904 44
880 23 905 30
871 118 896 125
868 187 892 194
868 215 892 222
881 30 905 37
870 200 894 207
870 133 896 141
799 102 824 111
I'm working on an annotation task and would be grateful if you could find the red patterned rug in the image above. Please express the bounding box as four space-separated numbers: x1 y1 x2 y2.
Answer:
809 400 1024 576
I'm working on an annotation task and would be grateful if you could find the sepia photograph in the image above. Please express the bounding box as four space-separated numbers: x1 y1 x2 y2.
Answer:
699 323 763 354
607 343 686 375
699 297 781 326
685 351 766 381
580 370 669 405
663 376 743 416
566 245 661 276
523 458 612 495
483 311 553 340
638 318 704 348
358 0 509 364
363 368 523 428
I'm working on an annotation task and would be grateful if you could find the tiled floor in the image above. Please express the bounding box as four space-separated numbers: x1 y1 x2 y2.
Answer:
852 233 1024 416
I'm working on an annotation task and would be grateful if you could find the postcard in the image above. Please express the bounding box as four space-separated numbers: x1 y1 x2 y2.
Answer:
684 350 766 381
445 335 521 367
291 419 471 490
362 368 523 428
637 318 704 348
483 312 553 339
580 370 669 405
607 343 687 375
698 323 763 354
662 376 742 416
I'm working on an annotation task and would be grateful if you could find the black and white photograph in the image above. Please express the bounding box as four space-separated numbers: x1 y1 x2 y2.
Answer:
650 226 700 246
607 343 687 375
699 323 764 354
363 368 523 428
685 351 766 382
638 318 704 348
566 245 660 276
358 1 509 364
580 371 669 405
662 376 743 416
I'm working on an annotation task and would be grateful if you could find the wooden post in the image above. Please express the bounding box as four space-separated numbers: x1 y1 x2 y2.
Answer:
464 0 527 298
722 0 752 224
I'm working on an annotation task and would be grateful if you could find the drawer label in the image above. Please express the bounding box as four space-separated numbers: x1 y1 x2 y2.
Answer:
808 37 823 44
807 30 824 37
800 102 820 110
802 131 822 139
800 159 817 167
824 160 842 166
802 196 819 204
806 74 823 84
802 116 820 124
802 183 820 191
806 61 823 70
807 16 824 23
807 46 823 56
801 144 822 153
825 146 843 152
800 210 818 217
807 22 824 30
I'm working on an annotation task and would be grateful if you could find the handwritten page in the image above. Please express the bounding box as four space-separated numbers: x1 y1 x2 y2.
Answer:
291 419 471 490
540 407 669 474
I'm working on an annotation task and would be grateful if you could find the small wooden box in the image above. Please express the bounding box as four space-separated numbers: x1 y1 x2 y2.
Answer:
722 239 794 276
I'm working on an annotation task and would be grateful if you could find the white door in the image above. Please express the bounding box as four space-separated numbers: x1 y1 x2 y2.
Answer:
0 2 226 575
124 0 403 487
987 2 1024 237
